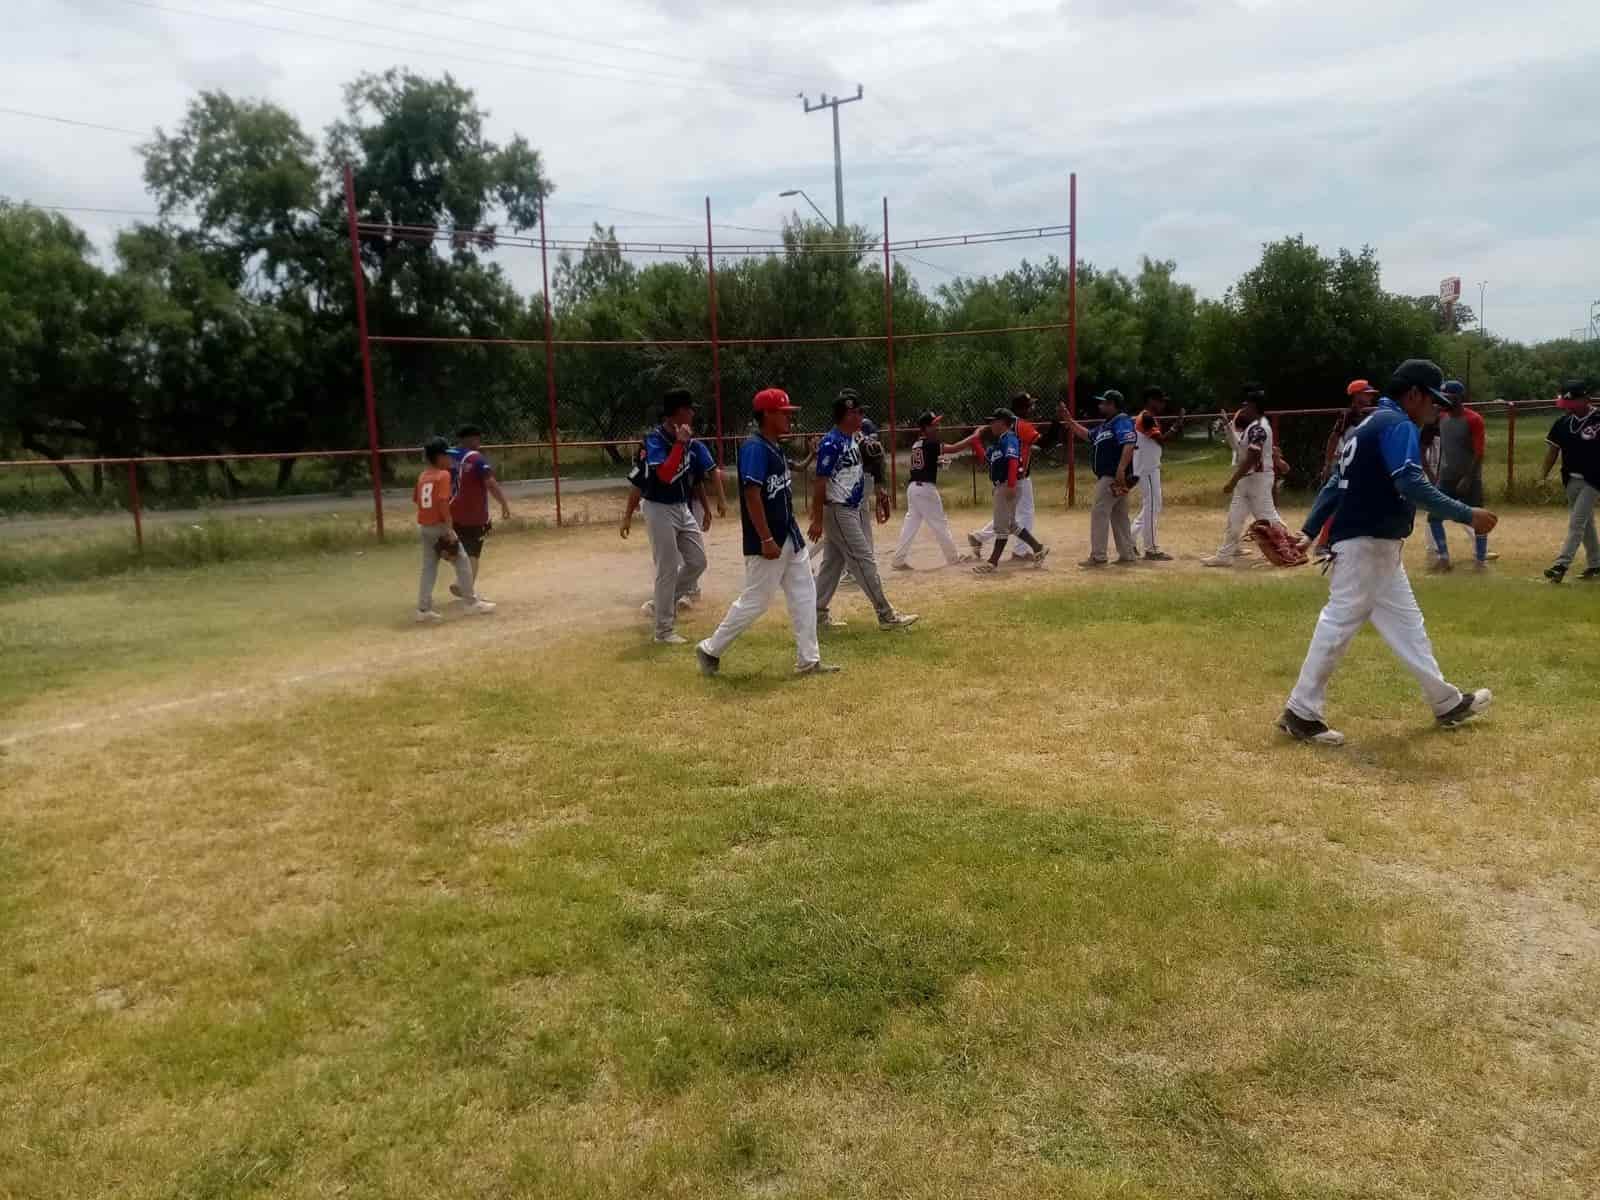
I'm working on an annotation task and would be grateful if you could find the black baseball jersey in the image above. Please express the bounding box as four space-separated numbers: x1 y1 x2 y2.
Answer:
908 436 941 485
1547 410 1600 488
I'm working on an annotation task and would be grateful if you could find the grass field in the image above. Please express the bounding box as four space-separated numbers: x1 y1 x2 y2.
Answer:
2 506 1597 1199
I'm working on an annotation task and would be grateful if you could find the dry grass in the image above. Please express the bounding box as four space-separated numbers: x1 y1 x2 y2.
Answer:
1 504 1597 1198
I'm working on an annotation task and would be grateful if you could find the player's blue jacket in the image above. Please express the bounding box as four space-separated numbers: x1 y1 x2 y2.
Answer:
640 426 697 505
736 434 803 555
1304 398 1474 543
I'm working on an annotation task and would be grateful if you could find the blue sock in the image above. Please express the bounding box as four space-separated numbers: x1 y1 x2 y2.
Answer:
1475 535 1488 563
1428 518 1449 559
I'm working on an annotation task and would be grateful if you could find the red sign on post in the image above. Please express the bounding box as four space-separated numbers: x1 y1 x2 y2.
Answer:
1439 276 1462 305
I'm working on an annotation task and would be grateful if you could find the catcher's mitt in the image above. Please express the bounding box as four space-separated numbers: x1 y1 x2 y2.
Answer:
435 533 461 562
1248 520 1309 567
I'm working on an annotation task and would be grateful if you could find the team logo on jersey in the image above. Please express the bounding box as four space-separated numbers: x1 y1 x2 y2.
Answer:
765 473 791 499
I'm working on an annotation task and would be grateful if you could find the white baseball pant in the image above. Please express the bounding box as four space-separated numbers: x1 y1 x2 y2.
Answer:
699 539 821 668
1286 536 1462 723
971 476 1036 558
1215 474 1281 558
892 482 962 566
1131 466 1162 552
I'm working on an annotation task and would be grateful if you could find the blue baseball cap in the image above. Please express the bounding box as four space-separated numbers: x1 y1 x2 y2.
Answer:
860 418 877 436
1439 379 1466 409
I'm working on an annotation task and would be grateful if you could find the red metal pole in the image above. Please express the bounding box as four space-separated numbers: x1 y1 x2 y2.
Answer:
882 196 898 507
342 164 386 541
705 197 724 468
126 461 143 554
538 194 563 527
1067 172 1078 509
1505 401 1516 498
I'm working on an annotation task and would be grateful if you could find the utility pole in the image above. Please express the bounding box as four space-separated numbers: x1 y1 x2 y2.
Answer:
800 85 863 229
1477 280 1487 337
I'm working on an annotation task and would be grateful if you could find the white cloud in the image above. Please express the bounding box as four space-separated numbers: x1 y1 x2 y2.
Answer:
3 0 1598 342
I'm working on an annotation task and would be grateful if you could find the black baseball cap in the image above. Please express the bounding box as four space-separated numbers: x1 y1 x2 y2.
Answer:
1142 384 1168 402
423 436 450 461
833 389 865 421
1095 389 1125 409
916 411 942 428
989 407 1017 424
454 423 482 440
1241 382 1267 406
660 386 697 419
1391 358 1449 403
1560 379 1590 400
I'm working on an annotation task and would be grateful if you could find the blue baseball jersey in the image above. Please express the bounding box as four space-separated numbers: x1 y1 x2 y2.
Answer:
815 428 866 508
1326 398 1423 543
737 434 803 555
689 439 717 484
1091 413 1137 477
987 430 1021 483
640 426 696 505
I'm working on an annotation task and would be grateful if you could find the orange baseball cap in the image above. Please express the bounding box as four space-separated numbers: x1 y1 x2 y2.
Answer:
1346 379 1379 397
753 387 799 413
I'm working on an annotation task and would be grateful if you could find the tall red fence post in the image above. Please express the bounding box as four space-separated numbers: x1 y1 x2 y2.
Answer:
1067 172 1078 508
705 198 725 469
538 194 563 527
126 460 143 554
882 197 898 507
1505 401 1517 499
343 164 386 541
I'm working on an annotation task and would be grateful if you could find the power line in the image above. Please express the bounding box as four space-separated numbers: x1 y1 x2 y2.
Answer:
376 0 823 88
108 0 777 99
0 107 145 138
223 0 785 98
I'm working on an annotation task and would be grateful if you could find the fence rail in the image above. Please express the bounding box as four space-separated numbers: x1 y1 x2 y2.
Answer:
0 401 1556 554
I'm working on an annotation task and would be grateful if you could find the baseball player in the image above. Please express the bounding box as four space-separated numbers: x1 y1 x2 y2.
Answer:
1541 380 1600 583
636 387 710 645
1426 380 1490 572
1204 384 1284 567
1057 390 1138 567
1279 359 1496 746
1130 385 1182 560
890 411 972 569
972 407 1049 574
809 393 919 630
413 437 495 622
967 392 1049 560
696 389 840 677
447 425 513 601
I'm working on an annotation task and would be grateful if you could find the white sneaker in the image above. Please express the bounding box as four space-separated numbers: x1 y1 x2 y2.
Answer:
467 600 496 615
819 614 848 630
1202 556 1236 568
640 600 656 619
891 561 913 571
414 609 444 624
795 660 842 676
1438 688 1492 728
879 611 920 630
653 632 688 645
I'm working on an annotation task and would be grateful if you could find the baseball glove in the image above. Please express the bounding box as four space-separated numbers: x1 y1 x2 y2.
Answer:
435 532 461 562
1248 520 1309 567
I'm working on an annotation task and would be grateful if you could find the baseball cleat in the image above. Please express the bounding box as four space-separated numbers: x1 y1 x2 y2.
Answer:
467 600 496 615
1113 556 1139 565
414 609 444 624
695 644 720 676
955 552 975 564
818 614 848 629
1544 563 1568 583
676 596 695 612
1276 709 1346 746
891 560 913 571
1580 567 1600 581
972 561 997 575
1078 557 1107 569
1031 546 1051 568
794 660 842 676
1202 556 1236 568
1437 688 1492 728
1144 550 1174 561
967 533 984 552
1427 558 1453 574
640 600 657 617
879 611 920 630
653 632 688 645
1472 560 1490 572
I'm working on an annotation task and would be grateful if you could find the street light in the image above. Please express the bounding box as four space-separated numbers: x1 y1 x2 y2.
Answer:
1477 280 1487 337
779 188 831 226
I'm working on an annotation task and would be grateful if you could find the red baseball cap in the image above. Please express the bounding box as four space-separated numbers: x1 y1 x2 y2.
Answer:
753 387 799 413
1346 379 1379 398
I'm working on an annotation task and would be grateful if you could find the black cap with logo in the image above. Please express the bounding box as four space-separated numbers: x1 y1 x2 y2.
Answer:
1390 358 1449 403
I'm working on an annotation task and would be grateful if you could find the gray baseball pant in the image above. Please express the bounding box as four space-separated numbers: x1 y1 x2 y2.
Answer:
643 499 707 637
1089 477 1137 563
418 526 477 612
814 503 894 622
1556 477 1600 569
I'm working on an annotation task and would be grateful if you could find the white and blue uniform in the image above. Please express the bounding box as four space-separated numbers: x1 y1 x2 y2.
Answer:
813 426 895 622
698 434 821 669
1285 398 1477 724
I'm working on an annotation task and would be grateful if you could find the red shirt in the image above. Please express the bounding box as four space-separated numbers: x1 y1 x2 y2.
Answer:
449 448 492 525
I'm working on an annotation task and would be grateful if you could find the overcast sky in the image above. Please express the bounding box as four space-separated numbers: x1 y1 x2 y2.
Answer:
5 0 1599 343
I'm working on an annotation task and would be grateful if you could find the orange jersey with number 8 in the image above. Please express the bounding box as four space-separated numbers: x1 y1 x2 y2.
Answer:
414 466 454 525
